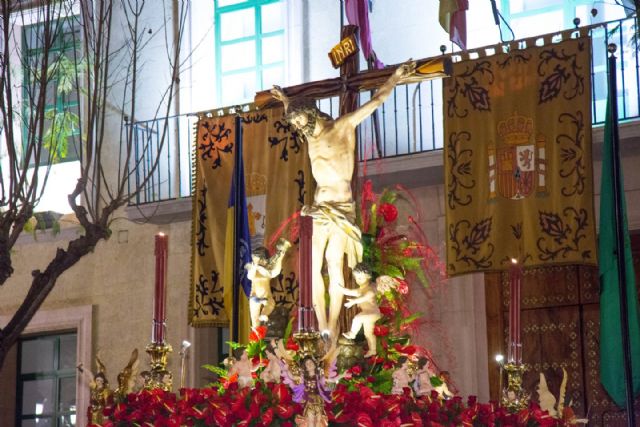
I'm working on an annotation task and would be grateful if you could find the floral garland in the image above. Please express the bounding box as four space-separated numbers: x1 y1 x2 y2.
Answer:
98 385 567 427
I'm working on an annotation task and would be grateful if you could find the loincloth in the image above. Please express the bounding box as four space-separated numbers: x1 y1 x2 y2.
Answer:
301 202 363 268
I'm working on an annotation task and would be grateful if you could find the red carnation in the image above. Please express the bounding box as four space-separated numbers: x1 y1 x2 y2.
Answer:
379 203 398 222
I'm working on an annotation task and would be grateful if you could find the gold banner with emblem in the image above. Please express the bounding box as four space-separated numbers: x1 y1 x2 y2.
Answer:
189 107 313 326
444 35 597 276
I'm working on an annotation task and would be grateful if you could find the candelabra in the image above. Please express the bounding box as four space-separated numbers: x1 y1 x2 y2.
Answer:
144 341 173 391
501 362 530 412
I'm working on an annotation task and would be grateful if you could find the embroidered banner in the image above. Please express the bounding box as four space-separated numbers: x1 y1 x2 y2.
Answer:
444 36 597 276
190 107 313 326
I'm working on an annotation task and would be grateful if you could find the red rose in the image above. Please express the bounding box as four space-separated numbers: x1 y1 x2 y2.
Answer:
396 279 409 295
379 203 398 222
379 305 395 317
349 365 362 376
374 325 390 336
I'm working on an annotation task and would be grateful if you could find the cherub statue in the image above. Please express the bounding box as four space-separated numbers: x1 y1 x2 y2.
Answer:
413 357 437 396
246 238 292 330
78 356 112 425
337 263 381 357
271 60 416 342
434 370 454 399
260 348 282 383
114 349 139 401
227 348 254 388
391 356 412 394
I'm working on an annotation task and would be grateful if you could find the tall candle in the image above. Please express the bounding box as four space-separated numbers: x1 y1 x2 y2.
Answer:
298 215 315 331
508 258 523 363
153 233 168 343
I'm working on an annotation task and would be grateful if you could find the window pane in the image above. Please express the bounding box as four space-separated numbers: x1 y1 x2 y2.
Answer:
22 378 55 415
22 418 53 427
220 8 255 41
221 41 256 71
262 67 284 89
59 334 77 370
511 11 563 38
21 339 54 374
262 34 284 64
221 71 256 105
218 0 247 6
60 413 77 427
261 2 284 33
521 0 563 12
58 377 76 413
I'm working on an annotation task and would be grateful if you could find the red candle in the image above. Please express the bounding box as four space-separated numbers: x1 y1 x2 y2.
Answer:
153 233 168 343
298 215 315 331
508 258 523 363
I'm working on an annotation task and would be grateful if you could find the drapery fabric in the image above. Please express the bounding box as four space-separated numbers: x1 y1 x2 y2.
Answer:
345 0 384 69
190 107 313 326
439 0 468 50
444 36 597 276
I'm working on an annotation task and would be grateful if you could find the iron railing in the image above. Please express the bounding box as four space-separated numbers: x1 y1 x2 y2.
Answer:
126 113 196 205
126 16 640 205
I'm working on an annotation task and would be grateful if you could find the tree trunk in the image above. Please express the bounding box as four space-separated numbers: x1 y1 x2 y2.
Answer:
0 225 108 370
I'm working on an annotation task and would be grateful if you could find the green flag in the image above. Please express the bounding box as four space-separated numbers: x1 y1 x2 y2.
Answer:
599 99 640 407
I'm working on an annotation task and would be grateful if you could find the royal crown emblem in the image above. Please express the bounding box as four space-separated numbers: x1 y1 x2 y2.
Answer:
489 112 546 200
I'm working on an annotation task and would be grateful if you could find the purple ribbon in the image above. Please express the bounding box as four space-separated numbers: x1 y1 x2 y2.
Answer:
344 0 384 69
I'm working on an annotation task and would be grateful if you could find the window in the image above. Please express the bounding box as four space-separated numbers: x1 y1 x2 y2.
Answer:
215 0 285 105
499 0 604 38
17 332 78 427
22 18 81 165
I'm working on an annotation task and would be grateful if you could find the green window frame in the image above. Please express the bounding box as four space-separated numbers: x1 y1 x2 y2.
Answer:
214 0 285 106
16 332 78 426
22 18 81 165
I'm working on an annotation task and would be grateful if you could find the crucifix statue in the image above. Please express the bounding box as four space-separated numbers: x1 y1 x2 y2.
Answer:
256 21 450 348
270 60 415 342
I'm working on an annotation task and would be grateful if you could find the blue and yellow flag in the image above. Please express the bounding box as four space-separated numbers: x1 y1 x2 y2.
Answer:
223 118 251 344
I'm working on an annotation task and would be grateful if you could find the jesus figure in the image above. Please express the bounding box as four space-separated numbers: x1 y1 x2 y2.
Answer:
271 61 415 340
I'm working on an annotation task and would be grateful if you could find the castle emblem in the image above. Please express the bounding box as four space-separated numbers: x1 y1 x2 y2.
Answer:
488 113 546 200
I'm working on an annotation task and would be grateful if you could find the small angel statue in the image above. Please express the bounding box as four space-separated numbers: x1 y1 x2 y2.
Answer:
246 238 292 329
114 349 139 401
337 263 381 357
413 357 437 396
227 348 255 388
260 348 282 383
391 356 413 395
78 356 112 425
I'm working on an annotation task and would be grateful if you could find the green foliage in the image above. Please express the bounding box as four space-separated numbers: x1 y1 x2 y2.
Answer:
42 109 78 162
202 363 227 378
283 317 294 342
